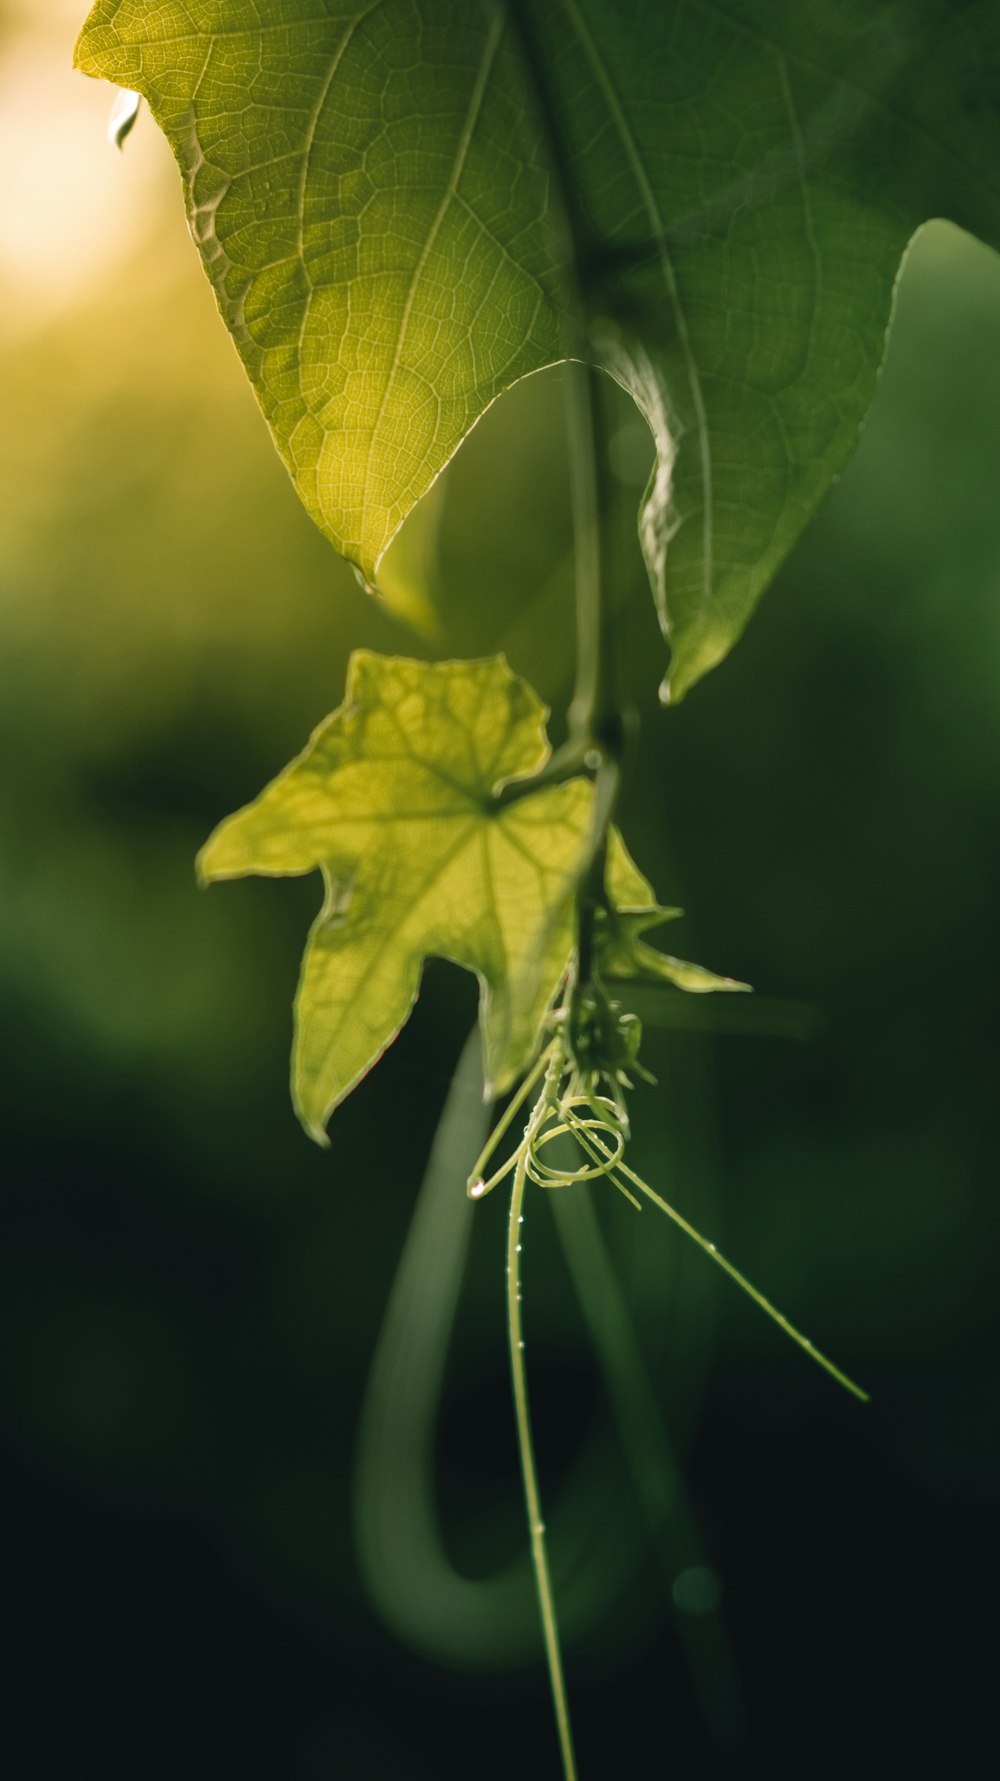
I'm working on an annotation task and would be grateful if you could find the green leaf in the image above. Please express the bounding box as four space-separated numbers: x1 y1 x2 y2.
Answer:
76 2 1000 696
603 833 750 995
197 656 739 1137
197 652 593 1140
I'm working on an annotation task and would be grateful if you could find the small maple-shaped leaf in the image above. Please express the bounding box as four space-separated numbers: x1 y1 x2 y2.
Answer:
197 653 592 1141
602 834 750 996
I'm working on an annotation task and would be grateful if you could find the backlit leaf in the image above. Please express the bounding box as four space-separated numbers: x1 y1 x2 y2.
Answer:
602 834 750 995
76 2 1000 696
197 652 593 1139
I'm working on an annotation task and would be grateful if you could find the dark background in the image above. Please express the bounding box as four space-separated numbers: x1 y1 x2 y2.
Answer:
2 7 998 1775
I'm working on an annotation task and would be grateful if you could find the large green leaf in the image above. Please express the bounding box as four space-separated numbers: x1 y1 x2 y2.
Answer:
76 2 1000 697
198 652 594 1138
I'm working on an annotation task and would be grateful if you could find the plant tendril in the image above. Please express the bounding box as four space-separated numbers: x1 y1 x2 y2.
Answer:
478 997 868 1779
507 1084 579 1781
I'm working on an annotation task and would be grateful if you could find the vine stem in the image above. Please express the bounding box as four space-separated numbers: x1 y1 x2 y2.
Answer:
501 0 630 1004
497 12 634 1774
507 1089 579 1781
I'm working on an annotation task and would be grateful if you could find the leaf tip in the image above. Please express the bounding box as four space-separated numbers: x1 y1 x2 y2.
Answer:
292 1081 333 1149
194 838 221 887
195 817 255 886
351 563 381 599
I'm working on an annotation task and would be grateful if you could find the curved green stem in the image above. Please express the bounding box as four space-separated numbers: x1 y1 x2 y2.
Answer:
491 739 593 810
508 1109 579 1781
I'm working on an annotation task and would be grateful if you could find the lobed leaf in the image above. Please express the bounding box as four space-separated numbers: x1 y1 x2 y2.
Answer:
198 652 594 1139
76 2 1000 696
602 833 750 996
198 654 741 1136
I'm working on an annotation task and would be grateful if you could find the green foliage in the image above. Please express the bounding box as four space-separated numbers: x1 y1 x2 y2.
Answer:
198 651 737 1139
198 652 588 1136
593 894 749 999
76 1 1000 697
63 11 991 1768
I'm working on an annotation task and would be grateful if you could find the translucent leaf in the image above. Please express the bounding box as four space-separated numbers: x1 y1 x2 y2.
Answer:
602 833 750 996
76 1 1000 696
198 653 592 1140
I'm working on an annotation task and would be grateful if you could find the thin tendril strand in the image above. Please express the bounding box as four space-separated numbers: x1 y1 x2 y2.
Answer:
474 1053 866 1410
526 1096 626 1185
507 1086 579 1781
467 1045 554 1198
482 1034 866 1781
562 1099 870 1403
525 1091 642 1210
470 1050 644 1209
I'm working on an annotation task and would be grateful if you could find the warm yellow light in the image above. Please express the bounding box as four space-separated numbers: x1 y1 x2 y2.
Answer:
0 1 171 343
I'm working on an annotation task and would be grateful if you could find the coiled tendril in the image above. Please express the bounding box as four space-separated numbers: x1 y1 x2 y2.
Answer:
466 1021 867 1404
525 1093 626 1187
466 999 867 1781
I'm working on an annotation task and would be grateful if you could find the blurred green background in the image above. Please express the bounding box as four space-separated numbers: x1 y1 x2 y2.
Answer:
2 4 999 1774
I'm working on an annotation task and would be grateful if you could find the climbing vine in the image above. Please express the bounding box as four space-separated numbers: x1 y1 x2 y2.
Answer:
75 2 1000 1774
